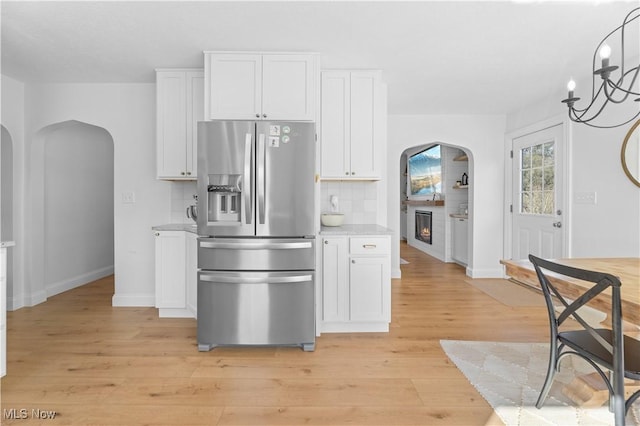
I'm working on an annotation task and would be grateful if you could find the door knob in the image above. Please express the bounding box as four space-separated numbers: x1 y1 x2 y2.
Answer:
553 222 562 228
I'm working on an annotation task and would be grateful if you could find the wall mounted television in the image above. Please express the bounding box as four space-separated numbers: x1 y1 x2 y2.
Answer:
408 144 441 198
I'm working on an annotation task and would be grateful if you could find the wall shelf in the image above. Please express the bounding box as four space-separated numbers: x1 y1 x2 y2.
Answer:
403 200 445 207
453 153 468 161
452 185 469 189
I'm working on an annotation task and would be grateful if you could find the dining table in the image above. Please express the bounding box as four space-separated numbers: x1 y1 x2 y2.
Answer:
500 257 640 327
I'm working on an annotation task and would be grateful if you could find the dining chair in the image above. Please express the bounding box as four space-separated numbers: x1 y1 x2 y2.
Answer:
529 255 640 426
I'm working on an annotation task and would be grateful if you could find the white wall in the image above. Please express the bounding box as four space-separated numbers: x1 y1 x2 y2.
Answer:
43 122 114 296
24 83 171 306
387 115 507 279
507 76 640 258
0 76 26 309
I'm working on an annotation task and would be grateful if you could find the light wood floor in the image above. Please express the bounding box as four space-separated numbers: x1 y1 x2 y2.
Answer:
1 242 550 425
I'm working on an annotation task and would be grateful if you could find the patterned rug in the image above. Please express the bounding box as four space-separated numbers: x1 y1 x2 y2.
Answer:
441 340 640 425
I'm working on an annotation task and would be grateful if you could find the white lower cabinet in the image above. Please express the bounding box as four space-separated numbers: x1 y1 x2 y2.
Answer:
322 235 391 332
154 230 197 318
452 217 468 266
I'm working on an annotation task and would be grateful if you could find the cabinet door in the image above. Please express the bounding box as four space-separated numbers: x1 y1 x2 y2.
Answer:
154 231 186 309
452 218 468 265
322 237 348 322
320 71 350 178
207 53 262 120
156 72 187 178
186 71 204 178
262 54 316 121
349 256 390 322
349 71 380 178
185 232 198 316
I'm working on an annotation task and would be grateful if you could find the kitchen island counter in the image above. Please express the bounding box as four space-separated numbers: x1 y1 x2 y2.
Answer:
320 224 393 235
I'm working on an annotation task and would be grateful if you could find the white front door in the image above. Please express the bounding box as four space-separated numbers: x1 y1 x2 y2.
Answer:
512 124 565 260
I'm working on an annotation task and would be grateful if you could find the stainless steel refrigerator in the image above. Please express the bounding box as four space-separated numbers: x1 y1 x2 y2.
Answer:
196 120 316 352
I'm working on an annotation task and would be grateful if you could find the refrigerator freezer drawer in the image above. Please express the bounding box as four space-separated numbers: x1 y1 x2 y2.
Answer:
197 271 315 351
198 238 315 271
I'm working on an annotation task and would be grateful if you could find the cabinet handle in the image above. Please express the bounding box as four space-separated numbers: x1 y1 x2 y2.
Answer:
262 114 267 118
186 171 191 176
181 172 186 176
324 240 329 244
351 172 355 175
255 114 260 118
155 233 160 236
352 260 356 264
345 172 349 175
362 244 377 249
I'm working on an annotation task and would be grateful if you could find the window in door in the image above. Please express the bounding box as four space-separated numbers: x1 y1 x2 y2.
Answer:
520 142 555 215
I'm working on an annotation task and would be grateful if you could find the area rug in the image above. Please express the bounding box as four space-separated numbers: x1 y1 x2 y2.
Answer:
440 340 640 425
464 279 545 307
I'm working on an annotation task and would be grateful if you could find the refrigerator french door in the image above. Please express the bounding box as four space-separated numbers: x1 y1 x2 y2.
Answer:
196 120 315 237
196 120 316 352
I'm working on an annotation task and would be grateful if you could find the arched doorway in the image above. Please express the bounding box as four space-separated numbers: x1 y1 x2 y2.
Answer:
27 120 114 303
399 142 473 270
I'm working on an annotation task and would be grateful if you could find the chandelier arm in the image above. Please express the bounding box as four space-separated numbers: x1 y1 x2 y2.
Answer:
570 96 610 123
618 7 640 74
607 67 640 97
570 82 608 114
569 109 640 129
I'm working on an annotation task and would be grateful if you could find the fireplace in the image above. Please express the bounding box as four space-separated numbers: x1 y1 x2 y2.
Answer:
415 211 432 244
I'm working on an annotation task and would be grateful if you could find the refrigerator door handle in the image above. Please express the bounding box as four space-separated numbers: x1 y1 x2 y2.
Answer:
243 133 252 225
257 133 266 224
200 273 312 284
200 241 313 250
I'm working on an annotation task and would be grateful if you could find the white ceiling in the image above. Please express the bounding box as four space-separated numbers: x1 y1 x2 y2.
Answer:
1 1 638 115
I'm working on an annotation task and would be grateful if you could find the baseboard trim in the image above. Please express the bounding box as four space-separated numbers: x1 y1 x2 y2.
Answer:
46 266 114 298
467 267 504 279
112 294 155 307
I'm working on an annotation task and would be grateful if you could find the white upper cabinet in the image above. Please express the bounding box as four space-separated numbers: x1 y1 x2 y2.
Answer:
204 52 317 121
156 69 204 180
321 70 385 180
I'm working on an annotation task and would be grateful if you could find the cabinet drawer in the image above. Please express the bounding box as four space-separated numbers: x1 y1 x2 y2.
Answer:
349 237 389 255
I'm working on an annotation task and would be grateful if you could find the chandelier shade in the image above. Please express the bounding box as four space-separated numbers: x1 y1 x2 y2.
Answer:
562 7 640 128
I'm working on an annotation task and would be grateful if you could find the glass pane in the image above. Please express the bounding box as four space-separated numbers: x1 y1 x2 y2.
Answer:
532 191 543 214
532 144 543 167
521 147 531 169
532 168 543 190
521 169 531 191
521 192 531 213
543 191 554 215
543 142 554 166
544 166 554 190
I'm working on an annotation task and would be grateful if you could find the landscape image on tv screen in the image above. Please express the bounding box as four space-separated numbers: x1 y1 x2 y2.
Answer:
409 145 441 196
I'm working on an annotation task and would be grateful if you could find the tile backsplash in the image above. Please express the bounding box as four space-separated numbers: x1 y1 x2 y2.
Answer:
171 181 379 225
320 181 378 224
171 181 197 223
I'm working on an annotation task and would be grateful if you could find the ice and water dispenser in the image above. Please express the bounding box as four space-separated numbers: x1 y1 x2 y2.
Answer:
207 174 242 223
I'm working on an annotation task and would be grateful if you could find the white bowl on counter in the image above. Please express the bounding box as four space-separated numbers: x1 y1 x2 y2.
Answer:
321 213 344 227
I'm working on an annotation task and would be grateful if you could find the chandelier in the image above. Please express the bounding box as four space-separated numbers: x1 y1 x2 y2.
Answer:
562 7 640 128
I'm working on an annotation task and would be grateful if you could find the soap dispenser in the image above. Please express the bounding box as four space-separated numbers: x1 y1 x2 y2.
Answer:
461 173 468 186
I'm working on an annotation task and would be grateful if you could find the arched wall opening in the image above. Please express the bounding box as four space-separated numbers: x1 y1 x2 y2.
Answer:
399 141 473 268
1 126 15 299
28 120 114 303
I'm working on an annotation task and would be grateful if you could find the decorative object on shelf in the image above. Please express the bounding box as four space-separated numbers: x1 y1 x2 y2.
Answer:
621 119 640 187
461 173 468 186
561 7 639 128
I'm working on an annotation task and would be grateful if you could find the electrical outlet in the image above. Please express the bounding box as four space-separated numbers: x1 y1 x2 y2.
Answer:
122 191 136 204
575 191 597 205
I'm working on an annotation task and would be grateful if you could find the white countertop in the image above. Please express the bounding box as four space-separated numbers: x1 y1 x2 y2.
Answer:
319 224 394 235
152 223 198 234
